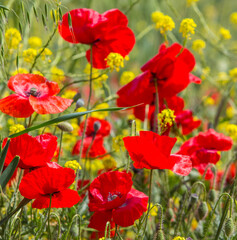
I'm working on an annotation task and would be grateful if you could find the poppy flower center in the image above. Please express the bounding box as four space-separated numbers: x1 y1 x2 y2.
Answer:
29 87 41 97
107 191 122 201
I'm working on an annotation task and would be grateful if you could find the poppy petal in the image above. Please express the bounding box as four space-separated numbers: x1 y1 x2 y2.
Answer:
0 94 34 118
112 188 148 227
170 154 192 176
29 95 72 114
32 189 80 209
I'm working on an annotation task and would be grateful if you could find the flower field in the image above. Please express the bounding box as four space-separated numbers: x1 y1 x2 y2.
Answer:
0 0 237 239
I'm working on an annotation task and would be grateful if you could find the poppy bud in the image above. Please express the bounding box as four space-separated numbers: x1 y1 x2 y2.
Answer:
198 201 208 220
166 208 174 221
155 230 165 240
224 218 234 236
75 98 84 110
57 122 73 132
187 193 198 211
93 121 101 133
208 189 216 203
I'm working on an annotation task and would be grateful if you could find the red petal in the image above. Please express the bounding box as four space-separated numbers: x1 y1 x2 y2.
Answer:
170 154 192 176
32 189 80 209
89 171 133 211
29 95 72 114
86 26 135 69
58 8 107 44
19 164 75 199
35 133 58 162
112 188 148 227
8 74 60 97
189 73 201 84
3 134 52 169
0 94 34 118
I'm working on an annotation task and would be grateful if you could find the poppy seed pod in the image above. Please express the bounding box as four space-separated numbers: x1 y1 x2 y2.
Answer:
198 201 208 220
57 122 74 132
75 98 84 110
93 121 101 133
224 218 234 236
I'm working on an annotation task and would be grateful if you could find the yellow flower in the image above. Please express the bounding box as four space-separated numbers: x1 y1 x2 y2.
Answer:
149 203 158 217
179 18 197 39
204 97 215 106
93 74 108 90
229 68 237 80
201 67 210 80
51 66 65 83
61 89 77 99
9 124 25 135
32 70 43 76
120 71 135 85
28 36 42 48
23 48 37 63
226 106 234 119
91 103 109 119
64 160 81 170
11 68 28 76
173 237 186 240
102 156 117 170
226 124 237 140
151 11 164 23
81 159 103 172
219 27 231 40
230 12 237 25
105 53 129 72
192 39 206 53
187 0 199 6
217 72 229 85
158 109 176 133
5 28 22 49
84 63 99 78
40 48 52 62
112 135 126 151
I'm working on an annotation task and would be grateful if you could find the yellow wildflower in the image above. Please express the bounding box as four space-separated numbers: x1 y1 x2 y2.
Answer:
5 28 22 49
149 203 158 217
84 64 99 79
204 97 215 106
226 124 237 140
91 103 109 119
64 160 81 170
11 68 28 76
81 159 103 172
157 15 175 34
23 48 37 63
187 0 199 6
151 11 164 23
229 68 237 80
32 70 43 76
120 71 135 85
61 89 77 99
9 124 25 135
51 66 65 83
219 27 231 40
158 109 176 133
230 12 237 25
105 53 129 72
93 74 108 90
173 237 186 240
226 106 234 119
28 36 42 48
40 48 52 62
113 135 126 151
179 18 197 39
217 72 229 85
192 39 206 53
102 156 117 170
201 67 210 80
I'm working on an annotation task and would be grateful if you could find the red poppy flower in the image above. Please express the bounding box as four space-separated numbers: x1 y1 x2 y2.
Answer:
72 135 106 158
3 133 57 169
177 129 233 177
0 74 73 118
79 117 111 137
116 43 200 111
58 8 135 69
19 162 80 209
123 131 192 176
88 171 148 235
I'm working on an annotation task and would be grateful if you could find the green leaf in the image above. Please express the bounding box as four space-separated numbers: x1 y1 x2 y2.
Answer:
0 156 19 189
0 139 10 175
9 107 132 138
0 5 10 11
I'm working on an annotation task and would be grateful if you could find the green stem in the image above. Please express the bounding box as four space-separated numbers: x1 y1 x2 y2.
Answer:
58 130 63 164
48 194 52 240
141 169 153 239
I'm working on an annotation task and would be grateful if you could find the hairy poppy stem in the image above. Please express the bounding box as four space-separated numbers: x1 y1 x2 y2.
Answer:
75 44 93 190
58 130 63 164
142 169 153 239
48 194 52 240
